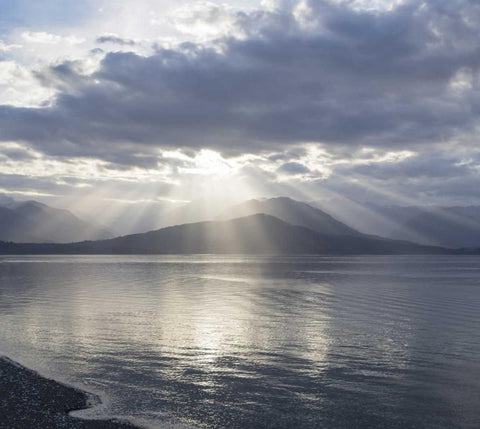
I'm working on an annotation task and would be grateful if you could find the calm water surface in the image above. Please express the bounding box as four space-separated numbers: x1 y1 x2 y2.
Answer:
1 255 479 428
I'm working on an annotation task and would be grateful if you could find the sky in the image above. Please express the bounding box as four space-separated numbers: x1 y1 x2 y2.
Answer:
1 0 480 219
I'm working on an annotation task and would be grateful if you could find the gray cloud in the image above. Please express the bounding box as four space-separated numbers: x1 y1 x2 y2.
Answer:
1 0 480 178
0 172 176 201
336 153 479 180
307 150 480 206
96 34 136 46
278 162 310 175
0 146 36 161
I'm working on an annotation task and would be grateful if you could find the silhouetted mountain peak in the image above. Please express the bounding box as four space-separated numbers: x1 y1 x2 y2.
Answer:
0 199 113 243
219 196 361 237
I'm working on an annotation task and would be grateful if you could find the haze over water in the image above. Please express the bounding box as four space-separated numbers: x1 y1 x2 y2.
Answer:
1 255 479 428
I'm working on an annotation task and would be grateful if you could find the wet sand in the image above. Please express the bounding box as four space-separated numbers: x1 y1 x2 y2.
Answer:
0 356 139 428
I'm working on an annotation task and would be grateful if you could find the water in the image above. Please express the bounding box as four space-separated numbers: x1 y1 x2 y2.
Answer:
1 255 479 428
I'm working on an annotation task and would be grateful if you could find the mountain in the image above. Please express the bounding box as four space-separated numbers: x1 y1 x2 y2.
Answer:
218 197 361 236
0 200 113 243
380 205 480 248
0 213 457 255
311 199 480 248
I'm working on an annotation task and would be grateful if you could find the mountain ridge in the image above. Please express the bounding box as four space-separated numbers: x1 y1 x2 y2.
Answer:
311 199 480 248
0 199 113 243
0 213 463 255
218 197 361 237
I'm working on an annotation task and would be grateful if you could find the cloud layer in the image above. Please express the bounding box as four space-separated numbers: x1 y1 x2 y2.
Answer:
2 1 480 156
1 0 480 207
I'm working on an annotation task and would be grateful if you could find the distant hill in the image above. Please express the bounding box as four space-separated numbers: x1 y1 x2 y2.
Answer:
218 197 361 236
0 200 113 243
0 213 456 255
312 200 480 248
379 205 480 248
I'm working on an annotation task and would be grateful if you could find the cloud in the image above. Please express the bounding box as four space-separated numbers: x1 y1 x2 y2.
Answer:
0 39 21 52
1 0 480 205
96 33 136 46
21 31 85 45
170 2 243 40
278 162 311 175
0 61 55 107
337 153 478 180
1 0 479 163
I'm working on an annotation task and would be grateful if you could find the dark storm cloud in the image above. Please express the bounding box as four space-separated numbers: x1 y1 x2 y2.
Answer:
1 0 480 165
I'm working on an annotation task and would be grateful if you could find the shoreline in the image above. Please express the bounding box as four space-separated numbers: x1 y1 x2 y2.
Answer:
0 355 140 428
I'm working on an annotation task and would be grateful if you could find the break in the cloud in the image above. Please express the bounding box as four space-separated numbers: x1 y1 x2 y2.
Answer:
1 0 480 209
